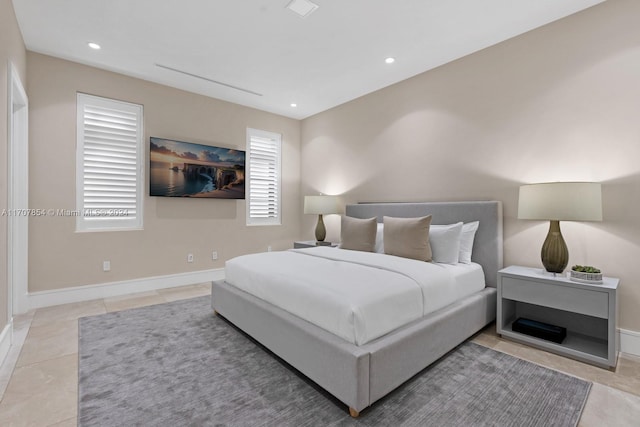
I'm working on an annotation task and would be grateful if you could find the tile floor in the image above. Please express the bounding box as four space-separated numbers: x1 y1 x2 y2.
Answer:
0 282 638 426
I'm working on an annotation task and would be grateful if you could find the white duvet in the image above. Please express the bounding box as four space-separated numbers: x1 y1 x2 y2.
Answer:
224 247 485 345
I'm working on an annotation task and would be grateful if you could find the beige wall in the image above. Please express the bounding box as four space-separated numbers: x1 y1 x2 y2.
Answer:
301 0 640 333
0 0 27 329
27 52 301 292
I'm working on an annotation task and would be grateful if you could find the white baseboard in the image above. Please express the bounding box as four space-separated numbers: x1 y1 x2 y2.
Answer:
26 268 224 311
619 328 640 358
0 321 13 369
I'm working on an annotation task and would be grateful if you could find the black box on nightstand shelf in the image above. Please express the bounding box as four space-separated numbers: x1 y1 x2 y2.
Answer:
512 318 567 344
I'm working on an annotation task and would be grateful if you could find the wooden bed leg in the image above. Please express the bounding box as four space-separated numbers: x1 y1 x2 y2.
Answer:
349 407 360 418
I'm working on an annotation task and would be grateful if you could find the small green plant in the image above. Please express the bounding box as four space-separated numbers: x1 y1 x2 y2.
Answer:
571 265 601 274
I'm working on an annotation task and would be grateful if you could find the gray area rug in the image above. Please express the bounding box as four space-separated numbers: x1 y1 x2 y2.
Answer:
79 296 591 426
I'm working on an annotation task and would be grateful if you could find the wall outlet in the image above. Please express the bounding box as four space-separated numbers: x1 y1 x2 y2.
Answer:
267 245 272 252
187 253 194 263
103 261 111 272
212 251 218 260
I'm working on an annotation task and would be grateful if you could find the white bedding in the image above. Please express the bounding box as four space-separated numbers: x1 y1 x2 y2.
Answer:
224 247 485 345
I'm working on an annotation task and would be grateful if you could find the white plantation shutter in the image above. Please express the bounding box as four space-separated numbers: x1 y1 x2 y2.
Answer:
76 94 143 231
246 128 282 225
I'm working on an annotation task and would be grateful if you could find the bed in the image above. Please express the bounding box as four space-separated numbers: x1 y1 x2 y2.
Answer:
212 201 503 417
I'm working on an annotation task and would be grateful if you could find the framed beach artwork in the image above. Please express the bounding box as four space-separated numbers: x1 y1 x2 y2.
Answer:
149 137 245 199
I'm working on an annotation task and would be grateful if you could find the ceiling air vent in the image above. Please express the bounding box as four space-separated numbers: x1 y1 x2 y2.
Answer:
286 0 319 18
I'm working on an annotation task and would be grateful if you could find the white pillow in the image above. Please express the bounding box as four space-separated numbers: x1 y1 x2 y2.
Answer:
374 222 384 253
429 222 463 264
459 221 479 264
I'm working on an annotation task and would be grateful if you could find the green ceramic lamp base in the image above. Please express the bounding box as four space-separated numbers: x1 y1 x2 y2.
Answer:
314 214 326 242
541 220 569 273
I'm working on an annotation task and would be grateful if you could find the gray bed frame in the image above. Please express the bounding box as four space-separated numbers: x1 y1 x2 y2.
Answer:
212 201 503 417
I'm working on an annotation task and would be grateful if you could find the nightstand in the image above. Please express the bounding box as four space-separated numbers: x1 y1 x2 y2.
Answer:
497 265 619 369
293 240 338 249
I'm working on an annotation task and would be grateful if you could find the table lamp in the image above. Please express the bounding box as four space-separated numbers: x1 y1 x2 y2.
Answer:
304 195 339 243
518 182 602 273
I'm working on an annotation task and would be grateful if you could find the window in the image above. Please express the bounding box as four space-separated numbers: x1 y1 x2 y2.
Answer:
76 93 144 232
246 128 282 225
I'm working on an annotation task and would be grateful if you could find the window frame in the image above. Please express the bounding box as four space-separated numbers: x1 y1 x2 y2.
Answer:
246 128 282 226
76 93 144 232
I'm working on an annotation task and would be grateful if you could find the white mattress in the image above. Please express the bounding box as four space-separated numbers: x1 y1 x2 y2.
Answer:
224 247 486 345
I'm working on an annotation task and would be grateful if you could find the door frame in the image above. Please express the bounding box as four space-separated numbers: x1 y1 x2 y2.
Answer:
7 61 29 317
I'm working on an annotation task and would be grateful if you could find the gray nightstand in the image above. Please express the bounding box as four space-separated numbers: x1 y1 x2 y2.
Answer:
293 240 338 249
497 265 619 369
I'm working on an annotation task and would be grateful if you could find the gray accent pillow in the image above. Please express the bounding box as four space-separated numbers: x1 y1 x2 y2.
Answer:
340 216 377 252
383 215 433 261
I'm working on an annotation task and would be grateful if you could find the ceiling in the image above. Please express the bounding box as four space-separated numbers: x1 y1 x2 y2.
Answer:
12 0 604 120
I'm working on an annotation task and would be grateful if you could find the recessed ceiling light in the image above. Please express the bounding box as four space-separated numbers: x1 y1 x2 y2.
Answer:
385 57 395 64
88 42 101 50
286 0 319 18
290 103 297 108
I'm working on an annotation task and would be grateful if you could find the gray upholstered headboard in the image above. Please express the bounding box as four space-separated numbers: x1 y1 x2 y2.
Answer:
345 201 503 287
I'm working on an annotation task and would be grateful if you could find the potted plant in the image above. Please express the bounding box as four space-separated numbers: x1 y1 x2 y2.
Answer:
570 265 603 284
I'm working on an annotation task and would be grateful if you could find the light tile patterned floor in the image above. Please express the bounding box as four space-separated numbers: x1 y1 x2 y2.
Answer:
0 282 638 426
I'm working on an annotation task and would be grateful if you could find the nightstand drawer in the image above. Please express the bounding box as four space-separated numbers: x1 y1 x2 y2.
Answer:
501 277 608 319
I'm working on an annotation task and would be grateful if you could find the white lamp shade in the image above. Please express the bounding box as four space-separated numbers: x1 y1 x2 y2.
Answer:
304 195 339 215
518 182 602 221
